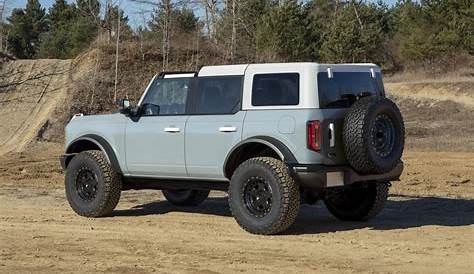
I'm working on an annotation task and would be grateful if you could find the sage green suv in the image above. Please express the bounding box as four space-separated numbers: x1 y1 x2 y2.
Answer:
60 63 404 235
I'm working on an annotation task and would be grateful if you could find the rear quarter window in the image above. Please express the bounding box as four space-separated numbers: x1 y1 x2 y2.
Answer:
317 72 384 108
252 73 299 106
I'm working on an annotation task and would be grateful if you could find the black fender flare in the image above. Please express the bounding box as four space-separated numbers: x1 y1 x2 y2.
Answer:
65 134 123 174
223 136 298 177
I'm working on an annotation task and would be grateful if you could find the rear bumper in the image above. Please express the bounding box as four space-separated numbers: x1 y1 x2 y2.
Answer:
289 162 404 189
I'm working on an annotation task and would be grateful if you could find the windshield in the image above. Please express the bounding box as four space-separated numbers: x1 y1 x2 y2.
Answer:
317 72 385 108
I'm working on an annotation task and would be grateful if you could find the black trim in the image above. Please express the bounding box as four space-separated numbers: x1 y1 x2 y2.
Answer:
65 134 123 174
122 177 229 191
252 136 298 163
290 162 403 189
223 136 298 178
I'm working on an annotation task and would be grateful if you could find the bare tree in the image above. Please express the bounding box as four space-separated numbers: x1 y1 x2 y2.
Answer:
200 0 218 43
113 5 121 102
229 0 236 60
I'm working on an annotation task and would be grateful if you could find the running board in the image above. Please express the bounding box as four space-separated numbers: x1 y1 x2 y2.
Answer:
122 177 229 191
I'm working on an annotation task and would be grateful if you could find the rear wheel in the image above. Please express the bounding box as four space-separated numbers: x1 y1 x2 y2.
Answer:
65 150 122 217
324 182 389 221
162 189 210 206
228 157 300 235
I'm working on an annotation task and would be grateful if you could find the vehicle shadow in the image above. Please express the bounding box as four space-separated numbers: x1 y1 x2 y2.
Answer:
114 197 232 218
289 194 474 235
113 195 474 234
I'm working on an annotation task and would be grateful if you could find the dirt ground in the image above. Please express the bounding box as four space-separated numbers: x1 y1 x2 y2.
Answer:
0 143 473 274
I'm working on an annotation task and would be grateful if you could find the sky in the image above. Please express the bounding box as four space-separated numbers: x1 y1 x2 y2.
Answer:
5 0 398 29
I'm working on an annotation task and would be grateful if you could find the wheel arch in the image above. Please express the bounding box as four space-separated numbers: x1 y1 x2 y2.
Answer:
223 136 297 179
64 134 123 174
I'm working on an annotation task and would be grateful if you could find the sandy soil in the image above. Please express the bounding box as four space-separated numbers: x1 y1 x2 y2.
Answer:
0 144 473 274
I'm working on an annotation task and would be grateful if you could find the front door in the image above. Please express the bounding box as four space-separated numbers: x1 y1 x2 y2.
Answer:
185 76 245 179
125 76 193 177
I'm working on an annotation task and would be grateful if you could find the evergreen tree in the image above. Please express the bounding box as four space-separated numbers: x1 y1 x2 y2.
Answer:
38 0 77 58
317 1 393 64
6 0 47 58
255 0 310 61
76 0 100 22
218 0 272 60
393 0 472 68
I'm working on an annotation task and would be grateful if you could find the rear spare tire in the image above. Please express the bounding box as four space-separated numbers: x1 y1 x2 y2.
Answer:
343 96 404 174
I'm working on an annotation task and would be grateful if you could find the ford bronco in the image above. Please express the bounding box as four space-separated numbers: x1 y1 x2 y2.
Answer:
60 63 404 235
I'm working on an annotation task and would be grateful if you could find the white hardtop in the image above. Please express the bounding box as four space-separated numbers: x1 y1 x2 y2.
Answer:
198 62 380 77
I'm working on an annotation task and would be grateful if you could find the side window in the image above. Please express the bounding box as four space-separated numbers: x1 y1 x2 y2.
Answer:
192 76 243 114
252 73 299 106
141 77 192 115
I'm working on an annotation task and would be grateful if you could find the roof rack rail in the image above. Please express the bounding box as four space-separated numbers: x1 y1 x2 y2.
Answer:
157 71 197 78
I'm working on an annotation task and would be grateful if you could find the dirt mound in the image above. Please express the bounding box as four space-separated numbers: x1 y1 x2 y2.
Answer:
386 80 474 151
386 81 474 108
0 59 72 154
0 53 97 155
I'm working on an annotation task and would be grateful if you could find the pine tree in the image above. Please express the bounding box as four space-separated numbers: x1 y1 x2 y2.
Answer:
255 0 310 61
6 0 47 58
37 0 77 58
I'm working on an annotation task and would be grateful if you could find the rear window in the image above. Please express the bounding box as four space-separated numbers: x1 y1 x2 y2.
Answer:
317 72 384 108
252 73 299 106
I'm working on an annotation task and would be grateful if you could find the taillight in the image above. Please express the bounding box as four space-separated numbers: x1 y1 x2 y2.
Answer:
307 120 321 151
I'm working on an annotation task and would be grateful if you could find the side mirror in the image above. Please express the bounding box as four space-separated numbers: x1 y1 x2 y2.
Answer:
117 98 131 114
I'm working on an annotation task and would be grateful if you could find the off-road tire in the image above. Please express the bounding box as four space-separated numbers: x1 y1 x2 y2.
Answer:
162 189 210 206
65 150 122 217
324 182 389 221
228 157 300 235
343 96 405 174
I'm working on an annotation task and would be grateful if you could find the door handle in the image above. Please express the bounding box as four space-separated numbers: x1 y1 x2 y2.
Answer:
164 127 180 133
219 126 237 132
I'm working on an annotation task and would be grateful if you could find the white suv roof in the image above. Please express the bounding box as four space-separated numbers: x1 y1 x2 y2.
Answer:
198 63 380 77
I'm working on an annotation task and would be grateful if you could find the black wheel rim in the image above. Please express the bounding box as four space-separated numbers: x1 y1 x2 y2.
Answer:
371 114 396 158
75 167 99 201
243 176 273 218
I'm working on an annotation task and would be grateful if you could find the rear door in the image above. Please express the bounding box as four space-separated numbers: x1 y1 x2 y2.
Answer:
185 76 245 179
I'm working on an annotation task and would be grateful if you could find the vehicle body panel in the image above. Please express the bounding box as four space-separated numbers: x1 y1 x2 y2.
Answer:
124 115 188 177
65 113 127 172
185 111 246 179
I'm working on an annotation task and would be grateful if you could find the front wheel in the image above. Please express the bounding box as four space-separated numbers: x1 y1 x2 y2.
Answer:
228 157 300 235
65 150 122 217
324 182 389 221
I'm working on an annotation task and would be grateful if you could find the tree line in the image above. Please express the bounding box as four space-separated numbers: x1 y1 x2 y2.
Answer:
0 0 472 71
